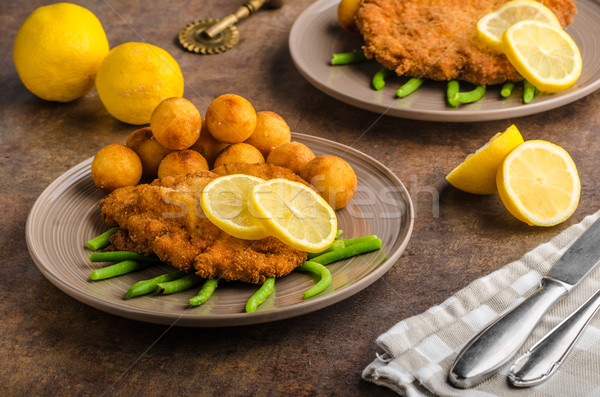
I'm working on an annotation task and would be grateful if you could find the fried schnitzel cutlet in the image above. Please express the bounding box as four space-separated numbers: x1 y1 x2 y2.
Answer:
357 0 577 85
99 164 309 284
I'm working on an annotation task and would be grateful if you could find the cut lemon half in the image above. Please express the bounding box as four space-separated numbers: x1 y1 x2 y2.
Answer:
502 20 582 93
446 124 524 195
201 174 270 240
477 0 561 51
251 179 337 253
497 140 580 226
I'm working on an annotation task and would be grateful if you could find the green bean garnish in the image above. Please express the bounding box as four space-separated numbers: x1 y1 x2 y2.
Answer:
156 274 203 295
298 261 332 299
447 80 460 107
341 235 378 247
310 238 382 265
330 50 367 65
245 278 275 313
125 270 187 299
89 251 161 263
396 77 423 98
456 85 486 104
500 82 515 98
85 227 120 251
523 80 538 104
335 230 343 239
189 278 219 306
90 260 151 281
372 67 393 91
307 240 345 260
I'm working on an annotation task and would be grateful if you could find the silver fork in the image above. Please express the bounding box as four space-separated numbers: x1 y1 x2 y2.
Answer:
509 287 600 387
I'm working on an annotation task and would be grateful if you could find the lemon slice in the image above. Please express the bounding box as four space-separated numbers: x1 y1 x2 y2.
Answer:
251 179 337 253
446 125 524 195
477 0 561 51
201 174 270 240
502 20 582 93
497 140 580 226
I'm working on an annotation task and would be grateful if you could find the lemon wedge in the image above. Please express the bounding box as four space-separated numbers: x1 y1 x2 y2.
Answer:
502 20 582 93
497 140 580 226
446 125 524 195
477 0 561 51
251 179 337 253
201 174 270 240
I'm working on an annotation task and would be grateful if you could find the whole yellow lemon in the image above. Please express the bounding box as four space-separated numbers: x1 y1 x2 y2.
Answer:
13 2 109 102
95 42 184 125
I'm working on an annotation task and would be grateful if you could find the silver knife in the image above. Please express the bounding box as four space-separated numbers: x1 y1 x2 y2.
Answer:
508 286 600 387
448 217 600 389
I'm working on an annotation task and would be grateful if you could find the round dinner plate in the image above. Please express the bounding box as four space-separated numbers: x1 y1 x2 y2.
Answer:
26 133 413 327
289 0 600 122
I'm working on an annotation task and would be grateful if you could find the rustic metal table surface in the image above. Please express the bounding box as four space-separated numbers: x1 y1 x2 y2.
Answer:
2 0 599 395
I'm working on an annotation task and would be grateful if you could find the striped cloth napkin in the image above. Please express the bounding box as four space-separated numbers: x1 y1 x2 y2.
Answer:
363 211 600 397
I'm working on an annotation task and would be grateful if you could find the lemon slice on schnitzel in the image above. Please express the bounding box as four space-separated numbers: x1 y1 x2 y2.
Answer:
446 124 524 195
502 20 582 93
201 174 270 240
497 140 580 226
477 0 561 51
251 179 337 253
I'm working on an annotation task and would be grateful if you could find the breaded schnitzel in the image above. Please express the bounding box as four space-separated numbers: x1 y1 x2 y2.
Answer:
99 164 309 284
357 0 577 85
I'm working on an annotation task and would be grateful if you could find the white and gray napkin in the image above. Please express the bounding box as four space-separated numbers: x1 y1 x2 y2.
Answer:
363 211 600 397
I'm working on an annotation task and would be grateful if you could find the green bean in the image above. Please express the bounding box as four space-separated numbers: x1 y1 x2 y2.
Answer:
156 274 203 295
447 80 460 107
310 238 382 265
396 77 423 98
307 240 345 260
90 260 151 281
330 50 367 65
85 227 120 251
500 82 515 98
125 270 187 299
189 278 219 306
298 261 332 299
245 278 275 313
372 67 393 91
89 251 161 263
523 80 538 104
340 235 378 247
456 85 486 104
335 230 343 239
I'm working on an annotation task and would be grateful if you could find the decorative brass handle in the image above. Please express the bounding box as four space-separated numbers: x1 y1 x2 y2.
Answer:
204 0 283 38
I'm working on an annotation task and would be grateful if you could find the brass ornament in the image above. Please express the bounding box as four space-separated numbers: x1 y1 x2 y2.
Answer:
178 0 283 55
178 19 239 55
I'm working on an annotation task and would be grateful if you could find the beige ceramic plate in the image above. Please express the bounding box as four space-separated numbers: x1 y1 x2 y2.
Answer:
26 133 413 327
290 0 600 122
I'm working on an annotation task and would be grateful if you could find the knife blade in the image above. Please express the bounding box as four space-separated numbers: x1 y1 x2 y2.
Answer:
448 217 600 389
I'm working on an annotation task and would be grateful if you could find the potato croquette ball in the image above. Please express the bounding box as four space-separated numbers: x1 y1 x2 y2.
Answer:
91 144 142 193
189 120 230 168
157 149 209 178
205 94 256 143
150 97 201 150
266 141 315 175
245 111 291 157
300 155 357 210
125 127 172 176
213 143 265 169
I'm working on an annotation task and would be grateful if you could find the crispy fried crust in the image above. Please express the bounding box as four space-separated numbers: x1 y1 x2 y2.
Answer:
357 0 577 85
212 162 313 188
99 165 309 284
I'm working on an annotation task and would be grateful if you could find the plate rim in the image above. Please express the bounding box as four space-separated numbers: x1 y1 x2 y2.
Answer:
25 132 414 327
289 0 600 122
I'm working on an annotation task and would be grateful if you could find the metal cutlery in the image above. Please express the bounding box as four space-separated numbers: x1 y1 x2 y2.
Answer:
509 286 600 387
449 217 600 389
